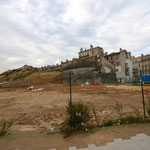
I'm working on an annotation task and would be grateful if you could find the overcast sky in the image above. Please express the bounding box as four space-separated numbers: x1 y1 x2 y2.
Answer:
0 0 150 73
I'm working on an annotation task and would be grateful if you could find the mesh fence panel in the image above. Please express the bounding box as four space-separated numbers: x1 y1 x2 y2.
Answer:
0 71 149 132
0 82 69 132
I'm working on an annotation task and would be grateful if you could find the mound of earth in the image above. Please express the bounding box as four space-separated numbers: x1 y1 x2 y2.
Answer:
0 69 62 88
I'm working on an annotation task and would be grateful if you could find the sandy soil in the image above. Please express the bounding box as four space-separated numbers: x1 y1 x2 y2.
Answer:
0 123 150 150
0 84 150 132
0 71 62 88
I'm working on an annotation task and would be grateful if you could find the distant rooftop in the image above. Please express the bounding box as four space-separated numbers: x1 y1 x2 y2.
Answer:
132 54 150 60
105 49 128 57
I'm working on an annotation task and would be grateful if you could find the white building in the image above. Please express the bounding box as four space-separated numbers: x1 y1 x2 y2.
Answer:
105 48 133 82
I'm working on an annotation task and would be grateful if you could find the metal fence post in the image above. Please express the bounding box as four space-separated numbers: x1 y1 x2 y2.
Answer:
69 72 73 127
140 70 146 119
69 72 72 106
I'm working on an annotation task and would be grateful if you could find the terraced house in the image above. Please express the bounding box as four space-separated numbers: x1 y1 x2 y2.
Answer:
62 45 150 83
132 54 150 81
104 48 133 83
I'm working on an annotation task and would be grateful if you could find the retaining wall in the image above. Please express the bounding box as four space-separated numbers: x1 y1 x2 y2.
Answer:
62 68 117 84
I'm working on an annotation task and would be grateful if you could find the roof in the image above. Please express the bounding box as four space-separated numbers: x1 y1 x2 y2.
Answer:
132 54 150 60
79 46 102 53
105 52 120 57
105 50 128 57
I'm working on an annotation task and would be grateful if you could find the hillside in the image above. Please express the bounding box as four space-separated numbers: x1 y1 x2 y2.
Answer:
0 67 62 88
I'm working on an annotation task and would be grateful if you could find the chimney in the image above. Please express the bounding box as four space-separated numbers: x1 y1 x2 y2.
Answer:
80 48 83 52
120 48 122 52
90 45 93 50
104 52 108 56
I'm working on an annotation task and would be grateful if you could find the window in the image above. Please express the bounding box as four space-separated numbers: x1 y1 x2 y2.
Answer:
114 62 119 66
125 63 128 68
108 57 111 61
116 55 118 59
135 63 138 67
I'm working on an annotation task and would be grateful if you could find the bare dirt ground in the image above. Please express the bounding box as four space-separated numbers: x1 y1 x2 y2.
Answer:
0 123 150 150
0 84 150 132
0 71 62 88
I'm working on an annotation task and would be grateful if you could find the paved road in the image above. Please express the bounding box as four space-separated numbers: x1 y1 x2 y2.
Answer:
48 133 150 150
14 133 150 150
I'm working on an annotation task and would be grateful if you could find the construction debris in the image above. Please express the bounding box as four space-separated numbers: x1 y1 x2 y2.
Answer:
92 83 100 86
144 90 150 95
28 86 35 90
81 82 89 86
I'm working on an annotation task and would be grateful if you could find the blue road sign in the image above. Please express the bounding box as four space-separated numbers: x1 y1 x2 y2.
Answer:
141 75 150 82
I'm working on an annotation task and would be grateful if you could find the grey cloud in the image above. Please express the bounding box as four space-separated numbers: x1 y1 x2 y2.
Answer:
0 0 150 73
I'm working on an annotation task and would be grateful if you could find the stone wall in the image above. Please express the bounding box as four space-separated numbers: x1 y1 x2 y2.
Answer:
62 56 97 71
97 56 115 73
62 68 117 84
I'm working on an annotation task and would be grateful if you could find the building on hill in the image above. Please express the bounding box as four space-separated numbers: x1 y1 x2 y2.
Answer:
62 45 117 84
78 45 104 58
62 45 139 84
104 48 133 83
132 54 150 81
62 45 115 74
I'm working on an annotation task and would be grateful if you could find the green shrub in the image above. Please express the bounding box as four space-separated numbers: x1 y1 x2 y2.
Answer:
126 116 135 123
0 120 13 136
104 120 114 126
60 101 91 137
103 115 145 128
118 117 128 124
117 116 135 124
114 115 144 125
134 116 144 123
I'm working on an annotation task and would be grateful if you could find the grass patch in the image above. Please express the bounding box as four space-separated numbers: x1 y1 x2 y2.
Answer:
13 72 33 80
103 115 145 127
13 68 39 80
